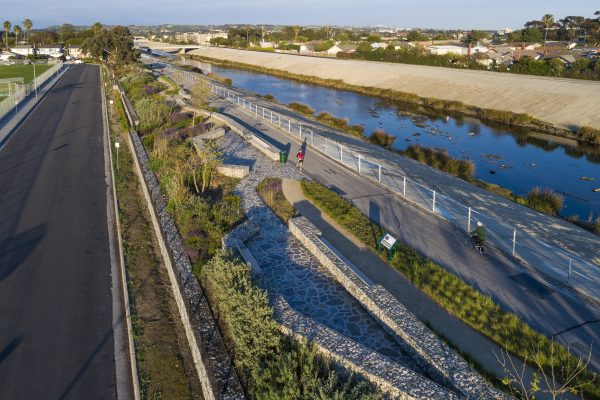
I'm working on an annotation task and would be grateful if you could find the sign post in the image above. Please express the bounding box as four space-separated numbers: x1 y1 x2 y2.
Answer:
378 233 398 260
115 142 120 169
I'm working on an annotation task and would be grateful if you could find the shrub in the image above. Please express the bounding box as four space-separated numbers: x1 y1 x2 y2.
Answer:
256 178 296 222
368 129 396 148
201 250 383 399
402 145 474 180
578 126 600 145
526 188 564 216
134 97 170 132
288 102 314 116
316 112 365 138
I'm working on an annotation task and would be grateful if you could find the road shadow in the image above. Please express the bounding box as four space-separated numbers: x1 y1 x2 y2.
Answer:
0 336 23 366
0 224 46 281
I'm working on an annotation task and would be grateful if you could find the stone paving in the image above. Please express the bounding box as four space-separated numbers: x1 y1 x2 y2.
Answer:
220 131 424 373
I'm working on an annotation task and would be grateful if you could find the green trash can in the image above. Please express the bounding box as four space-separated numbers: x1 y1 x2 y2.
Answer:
279 151 288 165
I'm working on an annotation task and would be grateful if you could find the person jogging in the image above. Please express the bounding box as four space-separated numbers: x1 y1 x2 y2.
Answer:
296 150 304 170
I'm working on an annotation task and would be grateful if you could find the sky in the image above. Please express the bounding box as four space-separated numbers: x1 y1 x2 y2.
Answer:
3 0 598 30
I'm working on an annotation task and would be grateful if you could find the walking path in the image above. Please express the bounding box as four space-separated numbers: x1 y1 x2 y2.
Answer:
160 60 600 372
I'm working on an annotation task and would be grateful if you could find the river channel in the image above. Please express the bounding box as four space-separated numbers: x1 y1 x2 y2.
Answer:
181 56 600 219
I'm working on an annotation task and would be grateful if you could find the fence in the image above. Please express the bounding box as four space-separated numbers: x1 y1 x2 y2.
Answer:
166 63 600 302
0 62 65 121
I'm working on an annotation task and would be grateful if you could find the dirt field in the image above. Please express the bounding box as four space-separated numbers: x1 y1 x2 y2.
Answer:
187 46 600 130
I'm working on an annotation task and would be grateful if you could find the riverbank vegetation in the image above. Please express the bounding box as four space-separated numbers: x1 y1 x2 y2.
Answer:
120 66 386 399
368 129 396 148
402 145 475 180
189 54 593 144
300 179 599 399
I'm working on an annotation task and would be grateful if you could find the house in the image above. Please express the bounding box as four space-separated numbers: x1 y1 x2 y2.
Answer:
67 46 89 59
510 42 542 51
514 49 543 60
370 42 387 49
37 45 64 58
10 45 35 56
259 41 274 48
392 41 416 50
338 44 358 53
428 45 467 55
326 45 343 55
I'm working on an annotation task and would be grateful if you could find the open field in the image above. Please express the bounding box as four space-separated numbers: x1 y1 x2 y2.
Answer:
0 64 53 101
187 46 600 131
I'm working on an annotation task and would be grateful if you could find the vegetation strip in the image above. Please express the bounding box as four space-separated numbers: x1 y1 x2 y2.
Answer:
300 179 599 399
188 54 600 145
109 78 198 399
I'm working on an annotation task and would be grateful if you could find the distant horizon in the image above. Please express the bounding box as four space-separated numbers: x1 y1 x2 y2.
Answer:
3 0 598 31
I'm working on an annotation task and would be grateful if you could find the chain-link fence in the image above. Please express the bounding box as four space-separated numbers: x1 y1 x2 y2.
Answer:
0 62 65 121
166 63 600 301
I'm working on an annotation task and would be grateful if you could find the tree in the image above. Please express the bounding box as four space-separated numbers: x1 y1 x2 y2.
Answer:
191 82 212 111
59 23 75 41
82 25 138 65
497 343 595 400
23 19 32 44
3 21 12 50
91 22 102 36
292 25 302 40
13 25 22 45
196 138 222 193
541 14 555 46
406 30 428 42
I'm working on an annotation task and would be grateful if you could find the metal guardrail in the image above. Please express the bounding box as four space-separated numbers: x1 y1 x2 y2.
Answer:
166 63 600 302
0 62 65 121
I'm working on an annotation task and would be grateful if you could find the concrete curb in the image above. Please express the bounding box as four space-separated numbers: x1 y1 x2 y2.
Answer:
100 66 140 400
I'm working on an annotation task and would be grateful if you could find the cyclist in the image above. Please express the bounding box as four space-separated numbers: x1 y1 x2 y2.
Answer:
471 221 487 246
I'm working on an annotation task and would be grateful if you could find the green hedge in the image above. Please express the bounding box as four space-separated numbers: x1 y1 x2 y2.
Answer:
300 180 599 399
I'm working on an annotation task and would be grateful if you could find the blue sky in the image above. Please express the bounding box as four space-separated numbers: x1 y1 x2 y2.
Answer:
3 0 598 29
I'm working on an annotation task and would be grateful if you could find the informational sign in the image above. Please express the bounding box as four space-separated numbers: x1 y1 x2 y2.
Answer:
380 234 397 250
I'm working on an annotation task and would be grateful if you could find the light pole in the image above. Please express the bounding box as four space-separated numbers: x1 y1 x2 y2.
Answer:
115 142 120 169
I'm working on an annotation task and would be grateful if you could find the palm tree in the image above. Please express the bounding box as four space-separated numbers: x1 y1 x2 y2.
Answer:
23 18 32 44
292 25 301 41
541 14 555 47
3 20 11 50
13 25 22 45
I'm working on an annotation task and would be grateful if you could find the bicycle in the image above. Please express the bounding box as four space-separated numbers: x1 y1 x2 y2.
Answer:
464 236 488 256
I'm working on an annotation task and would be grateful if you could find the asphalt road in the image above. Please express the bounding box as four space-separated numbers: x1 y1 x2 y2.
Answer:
0 65 117 399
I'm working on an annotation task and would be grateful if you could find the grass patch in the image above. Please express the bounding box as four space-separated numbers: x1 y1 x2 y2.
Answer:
368 129 396 148
159 75 178 94
402 145 475 180
478 109 534 127
566 215 600 235
256 178 296 222
200 250 383 400
0 63 52 84
300 179 599 399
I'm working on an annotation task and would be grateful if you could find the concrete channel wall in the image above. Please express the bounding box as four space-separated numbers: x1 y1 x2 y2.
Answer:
289 216 510 400
118 88 245 399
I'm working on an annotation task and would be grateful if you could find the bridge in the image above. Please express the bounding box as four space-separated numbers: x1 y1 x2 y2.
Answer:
134 39 206 54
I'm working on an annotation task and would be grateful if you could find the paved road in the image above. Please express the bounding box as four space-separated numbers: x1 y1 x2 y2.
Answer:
157 63 600 373
0 65 118 399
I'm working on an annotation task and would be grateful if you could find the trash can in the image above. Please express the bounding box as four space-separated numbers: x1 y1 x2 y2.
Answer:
279 151 288 165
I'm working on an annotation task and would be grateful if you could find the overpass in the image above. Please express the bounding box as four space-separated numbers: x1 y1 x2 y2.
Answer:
134 39 206 54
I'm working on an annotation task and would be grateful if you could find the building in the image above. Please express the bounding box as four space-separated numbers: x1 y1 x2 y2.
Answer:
37 45 64 58
10 45 34 57
428 45 466 55
175 32 228 45
326 45 343 55
0 51 20 61
67 46 89 59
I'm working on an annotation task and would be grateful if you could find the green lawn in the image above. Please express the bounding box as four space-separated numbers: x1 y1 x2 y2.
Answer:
0 64 53 83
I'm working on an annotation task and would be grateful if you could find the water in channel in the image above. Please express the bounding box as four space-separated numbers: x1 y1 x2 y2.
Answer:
180 56 600 219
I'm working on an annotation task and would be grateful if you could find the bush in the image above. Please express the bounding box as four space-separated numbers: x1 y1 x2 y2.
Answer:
316 112 365 138
368 129 396 148
288 102 314 116
526 188 563 216
134 97 170 132
300 180 600 399
402 145 475 180
478 109 533 126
